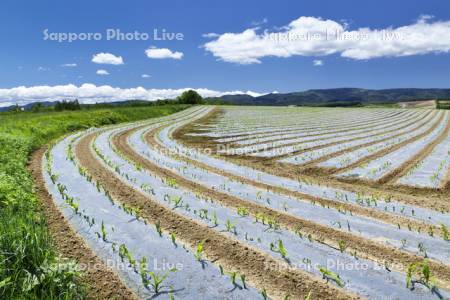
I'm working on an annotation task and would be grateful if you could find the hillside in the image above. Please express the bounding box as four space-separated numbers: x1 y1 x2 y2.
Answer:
217 88 450 106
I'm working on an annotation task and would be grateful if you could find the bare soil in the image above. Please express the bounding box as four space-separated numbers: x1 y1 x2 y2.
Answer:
177 109 450 213
28 147 138 300
136 124 450 289
382 113 450 185
76 131 356 300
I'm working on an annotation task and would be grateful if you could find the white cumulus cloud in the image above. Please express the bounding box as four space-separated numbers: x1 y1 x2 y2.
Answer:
0 84 265 107
313 59 323 66
92 52 124 65
141 74 151 78
145 47 184 59
96 69 109 75
203 16 450 64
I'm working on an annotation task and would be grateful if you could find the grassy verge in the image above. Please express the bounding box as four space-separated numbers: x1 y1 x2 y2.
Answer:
0 104 189 299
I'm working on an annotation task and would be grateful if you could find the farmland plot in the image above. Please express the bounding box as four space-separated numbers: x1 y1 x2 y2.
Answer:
337 112 449 182
38 106 450 299
220 110 426 156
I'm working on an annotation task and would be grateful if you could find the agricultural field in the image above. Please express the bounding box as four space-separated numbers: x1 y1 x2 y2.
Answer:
7 105 450 299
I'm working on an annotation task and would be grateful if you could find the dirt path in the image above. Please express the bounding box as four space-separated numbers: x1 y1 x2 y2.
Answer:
76 131 356 300
28 147 138 300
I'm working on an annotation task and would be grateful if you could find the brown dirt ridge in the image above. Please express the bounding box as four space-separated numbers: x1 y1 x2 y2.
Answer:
76 131 357 300
136 120 450 289
28 147 138 300
177 108 450 213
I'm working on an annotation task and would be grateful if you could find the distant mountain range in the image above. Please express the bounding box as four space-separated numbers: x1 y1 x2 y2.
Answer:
216 88 450 106
2 88 450 111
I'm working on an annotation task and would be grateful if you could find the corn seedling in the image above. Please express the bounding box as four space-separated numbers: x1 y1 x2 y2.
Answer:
225 219 237 234
101 221 107 242
171 232 177 246
195 240 205 261
166 177 178 188
401 239 407 248
270 239 288 259
427 226 433 237
70 201 79 215
212 212 219 227
229 271 237 286
240 274 247 289
441 223 449 241
406 261 437 293
261 288 268 300
50 173 58 184
418 242 428 258
267 217 281 231
319 266 344 287
169 195 183 209
139 256 148 283
338 240 347 253
237 206 249 217
119 244 128 262
146 268 177 294
199 209 209 220
155 220 162 237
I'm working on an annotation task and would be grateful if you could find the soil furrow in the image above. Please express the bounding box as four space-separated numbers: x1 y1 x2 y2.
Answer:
199 110 404 141
76 131 355 300
230 109 425 149
155 125 446 231
299 110 437 173
221 153 450 212
382 112 450 185
234 112 430 161
136 126 450 289
29 147 138 300
226 110 419 148
177 116 450 212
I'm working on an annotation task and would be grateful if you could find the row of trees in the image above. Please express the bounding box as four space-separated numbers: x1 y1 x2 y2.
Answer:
54 100 81 111
5 90 209 114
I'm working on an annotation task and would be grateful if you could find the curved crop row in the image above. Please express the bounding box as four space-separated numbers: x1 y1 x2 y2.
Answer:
39 106 450 299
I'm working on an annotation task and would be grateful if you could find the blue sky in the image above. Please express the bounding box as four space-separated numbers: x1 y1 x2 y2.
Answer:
1 0 450 105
